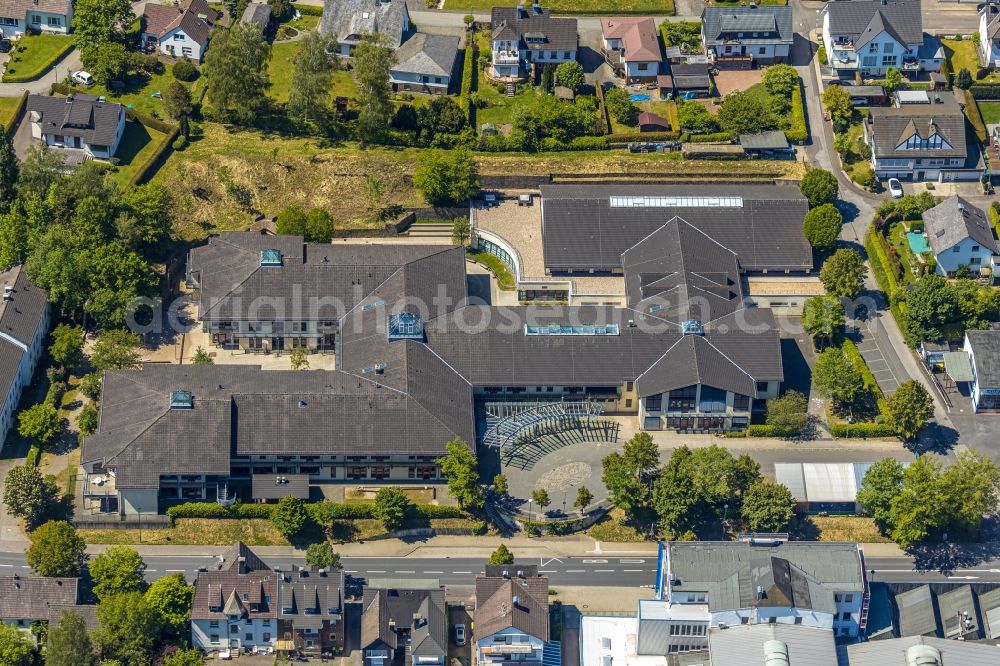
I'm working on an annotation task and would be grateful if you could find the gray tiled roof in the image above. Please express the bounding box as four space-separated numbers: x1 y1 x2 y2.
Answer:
709 624 837 666
392 33 459 78
921 196 998 256
320 0 409 48
0 265 48 349
476 565 550 643
0 0 71 16
361 584 447 658
867 97 969 160
0 576 96 628
539 183 812 273
240 1 271 33
277 566 344 628
935 584 978 638
966 328 1000 389
826 0 923 47
491 6 578 52
27 94 123 148
702 6 793 45
740 130 791 150
667 541 864 614
192 542 277 621
978 586 1000 639
894 585 939 637
670 63 712 89
840 635 1000 666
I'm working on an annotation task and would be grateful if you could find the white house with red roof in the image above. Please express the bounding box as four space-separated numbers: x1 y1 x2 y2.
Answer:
141 0 219 61
600 17 663 83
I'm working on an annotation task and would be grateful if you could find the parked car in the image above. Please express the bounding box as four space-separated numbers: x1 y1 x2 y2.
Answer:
0 40 11 54
888 178 904 199
454 623 467 646
71 71 94 86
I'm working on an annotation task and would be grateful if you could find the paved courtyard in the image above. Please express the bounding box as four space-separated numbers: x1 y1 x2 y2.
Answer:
713 68 764 97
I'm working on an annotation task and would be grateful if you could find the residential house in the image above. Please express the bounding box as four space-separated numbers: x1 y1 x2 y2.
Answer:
842 636 1000 666
320 0 411 56
26 94 126 160
979 2 1000 69
475 565 550 665
276 565 345 656
599 16 663 83
652 540 869 647
241 2 272 36
920 196 1000 277
0 0 73 37
701 5 793 68
361 580 447 666
490 4 578 80
0 575 97 642
0 265 49 446
141 0 219 61
191 542 278 653
821 0 942 78
964 326 1000 413
667 62 712 97
389 33 460 94
863 96 985 182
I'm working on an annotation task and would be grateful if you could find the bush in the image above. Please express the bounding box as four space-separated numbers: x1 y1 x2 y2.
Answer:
746 424 798 438
843 339 885 400
172 59 199 82
471 520 488 535
686 131 734 143
785 86 808 143
604 87 638 125
852 162 877 189
171 135 188 151
164 500 464 522
830 422 897 438
965 90 988 143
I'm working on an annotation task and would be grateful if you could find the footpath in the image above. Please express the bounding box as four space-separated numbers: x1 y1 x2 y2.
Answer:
92 533 907 559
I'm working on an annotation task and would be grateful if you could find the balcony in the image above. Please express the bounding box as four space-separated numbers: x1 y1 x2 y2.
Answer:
833 37 855 50
494 49 521 65
901 58 920 70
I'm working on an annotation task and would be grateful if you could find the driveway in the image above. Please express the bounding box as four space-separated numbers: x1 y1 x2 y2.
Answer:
0 46 80 98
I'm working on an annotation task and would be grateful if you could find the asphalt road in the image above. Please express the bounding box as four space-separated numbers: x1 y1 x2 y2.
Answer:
4 551 1000 586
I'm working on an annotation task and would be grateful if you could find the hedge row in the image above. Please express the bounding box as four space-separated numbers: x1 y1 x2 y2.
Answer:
2 37 74 83
685 131 734 143
295 5 324 17
606 130 680 142
843 339 885 401
865 226 910 332
165 500 466 522
970 84 1000 100
965 89 988 144
460 45 476 128
3 91 27 135
126 107 175 134
130 124 179 186
785 85 808 143
746 424 798 438
831 422 897 438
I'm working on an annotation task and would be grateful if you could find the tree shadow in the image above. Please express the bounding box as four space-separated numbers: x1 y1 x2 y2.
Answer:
907 422 959 456
836 199 861 224
788 515 821 541
908 540 1000 575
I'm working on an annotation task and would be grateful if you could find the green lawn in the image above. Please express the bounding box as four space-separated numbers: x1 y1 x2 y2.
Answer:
268 41 358 104
105 120 169 187
0 96 23 127
446 0 676 12
943 38 1000 83
2 33 73 82
66 69 199 119
979 101 1000 125
887 222 920 285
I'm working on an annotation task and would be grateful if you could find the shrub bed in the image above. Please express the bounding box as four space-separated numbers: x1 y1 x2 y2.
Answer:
785 86 808 143
831 422 897 438
965 89 988 144
746 424 797 438
842 339 885 401
165 500 467 522
684 131 734 143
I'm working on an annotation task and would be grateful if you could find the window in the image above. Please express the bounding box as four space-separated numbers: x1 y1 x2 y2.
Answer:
638 62 648 71
262 619 271 627
626 381 634 392
0 17 16 26
759 47 766 55
881 55 896 66
246 633 253 641
47 16 61 27
564 52 570 59
884 42 894 53
263 632 271 642
862 55 877 67
625 399 633 408
756 381 769 393
972 245 981 252
843 594 853 603
954 246 961 252
699 386 726 413
210 634 220 644
768 617 777 624
31 15 40 24
174 33 185 40
668 385 697 412
646 394 662 411
435 77 442 84
971 257 982 265
209 621 219 628
182 47 193 57
733 394 750 411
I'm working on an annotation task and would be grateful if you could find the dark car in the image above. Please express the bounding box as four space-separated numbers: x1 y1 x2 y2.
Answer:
0 40 11 54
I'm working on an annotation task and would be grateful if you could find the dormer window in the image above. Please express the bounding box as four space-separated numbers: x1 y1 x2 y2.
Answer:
170 390 193 409
681 320 704 336
260 249 282 267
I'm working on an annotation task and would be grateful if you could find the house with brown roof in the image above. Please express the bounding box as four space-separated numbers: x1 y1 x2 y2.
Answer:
475 565 551 666
0 0 73 37
191 542 278 653
0 265 49 447
600 17 662 83
276 565 345 656
491 3 578 80
0 574 97 643
142 0 219 61
361 579 447 666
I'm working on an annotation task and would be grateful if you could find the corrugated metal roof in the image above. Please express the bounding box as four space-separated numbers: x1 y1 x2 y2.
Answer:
774 463 806 502
708 623 837 666
840 635 1000 666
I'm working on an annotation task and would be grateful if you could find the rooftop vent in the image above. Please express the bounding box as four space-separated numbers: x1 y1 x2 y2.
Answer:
532 2 542 13
298 400 307 408
763 639 789 666
362 363 387 375
682 320 704 336
512 595 520 606
2 285 12 301
170 390 193 409
905 645 942 666
260 248 282 267
502 570 510 578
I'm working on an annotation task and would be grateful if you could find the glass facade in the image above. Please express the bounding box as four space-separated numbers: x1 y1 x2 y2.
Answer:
478 238 515 273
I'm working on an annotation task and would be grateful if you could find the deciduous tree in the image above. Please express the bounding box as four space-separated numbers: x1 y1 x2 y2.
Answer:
413 149 480 206
204 21 271 124
77 403 99 436
288 31 339 123
437 439 483 509
820 248 867 298
904 274 958 343
856 458 904 531
373 487 410 531
2 463 58 530
452 217 470 246
765 390 809 434
718 90 774 135
574 486 593 511
191 347 214 365
354 33 395 143
883 380 934 442
26 520 87 577
741 481 795 532
802 295 845 348
89 546 146 601
803 203 843 249
800 168 839 208
554 61 585 93
164 649 206 666
0 624 33 666
271 496 308 538
305 542 341 570
91 329 142 371
144 573 194 639
812 347 864 407
762 64 798 96
492 473 508 495
49 324 85 370
889 455 945 549
884 67 905 93
72 0 134 49
821 85 853 128
531 488 551 511
306 208 335 243
93 591 162 666
17 402 61 445
290 348 310 370
0 130 18 210
47 610 97 666
489 544 514 565
162 81 193 135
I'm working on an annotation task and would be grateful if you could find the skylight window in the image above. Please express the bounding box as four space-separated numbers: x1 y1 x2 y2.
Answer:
362 300 385 311
170 390 193 409
608 196 743 208
524 324 620 336
388 312 424 341
260 249 282 267
682 320 704 336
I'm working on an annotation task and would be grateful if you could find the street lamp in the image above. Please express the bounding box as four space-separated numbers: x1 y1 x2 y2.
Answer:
722 503 729 539
527 499 533 524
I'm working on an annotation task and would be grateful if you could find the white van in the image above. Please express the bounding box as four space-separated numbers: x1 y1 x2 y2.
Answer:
71 71 94 86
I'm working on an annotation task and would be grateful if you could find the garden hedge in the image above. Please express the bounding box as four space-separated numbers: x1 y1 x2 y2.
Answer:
831 422 897 438
2 37 74 83
685 131 734 143
3 91 27 135
460 45 476 127
746 424 798 438
165 500 467 522
130 124 179 186
965 89 988 144
785 85 808 143
842 339 884 401
295 5 324 16
970 84 1000 99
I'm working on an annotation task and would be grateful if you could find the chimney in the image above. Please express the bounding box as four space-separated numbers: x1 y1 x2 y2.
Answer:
516 3 526 18
502 569 510 578
517 569 524 578
513 595 520 606
532 2 542 14
2 285 12 301
756 585 765 600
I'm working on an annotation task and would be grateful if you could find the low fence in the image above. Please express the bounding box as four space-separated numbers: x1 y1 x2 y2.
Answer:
72 514 172 529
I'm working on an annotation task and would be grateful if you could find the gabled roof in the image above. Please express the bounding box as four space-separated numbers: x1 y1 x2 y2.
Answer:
921 196 998 256
670 62 712 89
966 328 1000 389
600 17 662 62
491 6 578 52
240 1 272 33
142 0 218 44
26 94 123 147
841 635 1000 666
709 624 838 666
983 2 1000 40
0 0 71 16
894 585 939 637
825 0 923 47
476 565 550 643
0 264 48 349
361 584 447 658
277 566 344 628
638 110 670 128
702 6 793 45
867 97 969 159
0 576 96 628
191 542 277 621
320 0 410 48
391 32 460 78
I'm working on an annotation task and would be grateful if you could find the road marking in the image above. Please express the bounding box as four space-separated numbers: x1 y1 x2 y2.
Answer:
538 570 555 573
146 569 157 572
368 570 386 574
166 569 185 573
425 571 443 574
566 569 585 573
619 559 645 564
345 570 358 573
623 569 644 572
453 571 472 574
0 564 11 567
583 559 608 564
540 558 563 566
594 569 615 573
396 570 415 574
20 565 29 569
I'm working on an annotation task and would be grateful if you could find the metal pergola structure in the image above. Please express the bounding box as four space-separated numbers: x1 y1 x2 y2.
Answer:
482 400 604 452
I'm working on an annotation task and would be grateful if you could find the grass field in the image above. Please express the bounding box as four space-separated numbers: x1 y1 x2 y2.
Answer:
979 101 1000 125
446 0 676 12
155 122 802 239
587 510 648 542
943 38 1000 84
791 515 891 543
2 33 73 82
79 518 292 546
268 41 358 104
106 120 170 187
65 69 199 119
0 95 22 127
